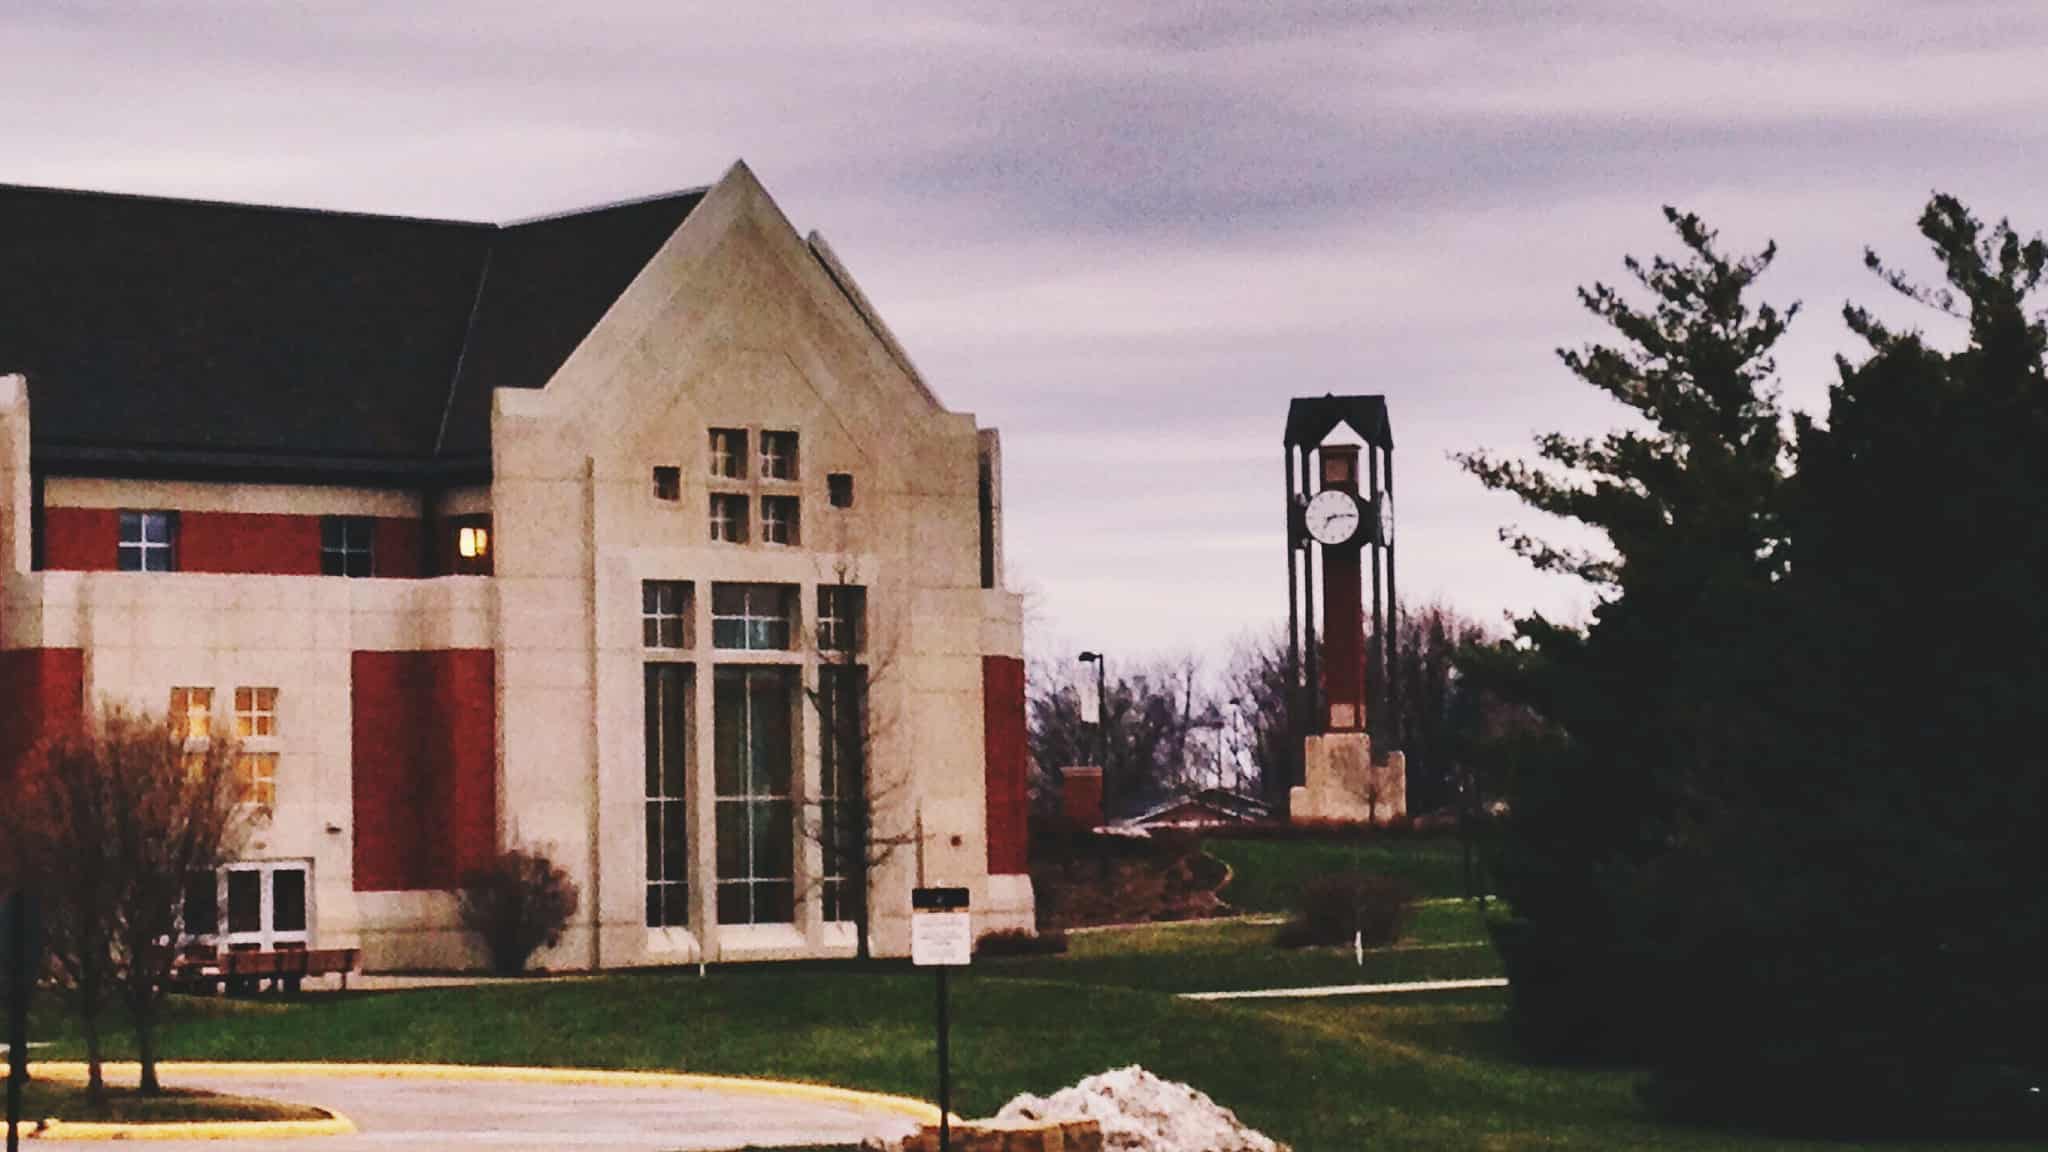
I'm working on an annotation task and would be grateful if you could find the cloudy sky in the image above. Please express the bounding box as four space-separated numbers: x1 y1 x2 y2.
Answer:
5 1 2044 663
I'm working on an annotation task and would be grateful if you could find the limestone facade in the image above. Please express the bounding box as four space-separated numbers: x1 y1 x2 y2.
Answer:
0 161 1034 970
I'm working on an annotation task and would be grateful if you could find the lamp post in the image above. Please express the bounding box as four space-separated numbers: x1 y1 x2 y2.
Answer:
1078 651 1107 810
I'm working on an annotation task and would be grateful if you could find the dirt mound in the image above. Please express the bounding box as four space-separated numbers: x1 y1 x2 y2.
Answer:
994 1065 1284 1152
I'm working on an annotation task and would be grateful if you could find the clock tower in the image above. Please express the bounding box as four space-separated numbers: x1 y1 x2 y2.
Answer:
1281 395 1406 823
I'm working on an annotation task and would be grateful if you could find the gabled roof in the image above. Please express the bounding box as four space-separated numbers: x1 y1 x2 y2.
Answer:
0 182 703 482
1283 394 1391 450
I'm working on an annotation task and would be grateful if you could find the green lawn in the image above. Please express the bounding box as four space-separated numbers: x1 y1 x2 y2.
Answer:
1205 833 1482 910
17 901 2025 1150
5 839 2020 1149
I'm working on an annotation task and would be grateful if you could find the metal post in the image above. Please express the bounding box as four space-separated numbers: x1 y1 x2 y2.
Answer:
1368 443 1384 743
6 893 27 1152
936 965 951 1152
1385 445 1399 744
1301 446 1320 763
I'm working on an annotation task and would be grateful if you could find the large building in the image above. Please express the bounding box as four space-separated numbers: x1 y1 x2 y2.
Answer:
0 161 1034 970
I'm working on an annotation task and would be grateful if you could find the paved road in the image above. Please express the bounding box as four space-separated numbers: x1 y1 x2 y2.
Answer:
80 1069 925 1151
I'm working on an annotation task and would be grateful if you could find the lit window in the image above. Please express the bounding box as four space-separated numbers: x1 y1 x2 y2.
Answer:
828 473 854 508
760 431 798 481
458 526 489 559
816 585 865 653
653 466 681 502
117 510 177 572
761 496 800 546
710 493 749 544
711 583 795 650
170 687 213 745
321 516 375 577
709 429 747 479
235 687 278 739
642 580 692 648
236 752 278 809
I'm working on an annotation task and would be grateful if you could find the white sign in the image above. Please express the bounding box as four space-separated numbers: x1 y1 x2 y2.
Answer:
1078 674 1100 725
911 911 972 967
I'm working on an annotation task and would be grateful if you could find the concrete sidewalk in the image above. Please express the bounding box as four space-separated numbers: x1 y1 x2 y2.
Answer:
1181 977 1507 1002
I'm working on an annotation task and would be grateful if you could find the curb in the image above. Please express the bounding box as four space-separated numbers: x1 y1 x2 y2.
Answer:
1180 976 1509 1002
29 1061 942 1132
28 1116 356 1143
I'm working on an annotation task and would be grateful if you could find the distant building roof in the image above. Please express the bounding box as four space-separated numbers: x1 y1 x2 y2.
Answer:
1120 789 1274 830
0 182 704 483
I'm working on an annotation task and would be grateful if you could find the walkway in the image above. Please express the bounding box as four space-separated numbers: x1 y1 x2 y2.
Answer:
29 1062 931 1151
1180 977 1508 1002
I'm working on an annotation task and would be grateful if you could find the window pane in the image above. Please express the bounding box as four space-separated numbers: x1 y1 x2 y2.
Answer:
144 513 170 544
662 882 690 927
183 872 218 936
227 871 261 934
715 802 748 879
662 801 688 882
120 510 143 544
713 670 746 794
757 799 793 880
712 584 745 615
756 880 795 924
751 673 792 795
272 869 307 933
717 883 750 926
645 802 662 883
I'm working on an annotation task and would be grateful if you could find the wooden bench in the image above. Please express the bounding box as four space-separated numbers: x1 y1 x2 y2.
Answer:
220 947 361 996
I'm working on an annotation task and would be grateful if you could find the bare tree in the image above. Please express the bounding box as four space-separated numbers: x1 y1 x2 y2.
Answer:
800 562 919 961
1026 655 1209 820
0 704 248 1101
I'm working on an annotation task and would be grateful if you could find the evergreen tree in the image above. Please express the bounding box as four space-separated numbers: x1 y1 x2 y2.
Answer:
1646 196 2048 1134
1458 208 1795 1058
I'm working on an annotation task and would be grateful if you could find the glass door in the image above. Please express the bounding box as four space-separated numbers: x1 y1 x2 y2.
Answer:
220 861 312 951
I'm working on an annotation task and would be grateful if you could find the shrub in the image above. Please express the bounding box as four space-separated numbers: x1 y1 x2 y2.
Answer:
974 928 1068 957
457 848 580 975
1275 872 1414 950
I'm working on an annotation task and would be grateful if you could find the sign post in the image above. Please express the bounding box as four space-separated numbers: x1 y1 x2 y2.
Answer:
911 886 970 1152
4 890 39 1152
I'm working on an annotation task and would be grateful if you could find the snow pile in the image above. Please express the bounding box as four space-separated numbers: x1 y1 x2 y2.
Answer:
994 1065 1285 1152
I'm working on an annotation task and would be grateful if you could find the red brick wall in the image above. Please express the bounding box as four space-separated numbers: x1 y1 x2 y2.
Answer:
372 517 424 579
40 508 427 577
1061 767 1104 832
351 650 497 891
0 648 86 789
981 654 1029 875
41 506 120 570
181 512 323 574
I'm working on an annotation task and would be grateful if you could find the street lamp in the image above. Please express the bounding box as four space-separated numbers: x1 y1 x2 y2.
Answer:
1077 650 1107 776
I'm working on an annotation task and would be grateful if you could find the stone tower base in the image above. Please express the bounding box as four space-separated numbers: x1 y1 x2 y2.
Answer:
1290 731 1406 824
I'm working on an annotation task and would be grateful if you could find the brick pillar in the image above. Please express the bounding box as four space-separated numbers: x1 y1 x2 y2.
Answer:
1060 765 1103 832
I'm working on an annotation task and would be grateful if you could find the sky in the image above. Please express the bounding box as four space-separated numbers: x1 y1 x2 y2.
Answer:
4 1 2045 666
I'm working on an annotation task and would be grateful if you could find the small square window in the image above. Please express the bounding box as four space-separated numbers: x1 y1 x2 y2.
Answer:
817 585 865 653
170 687 213 745
642 580 692 648
235 687 278 739
710 429 748 480
710 493 749 544
761 496 800 546
760 431 798 481
711 583 796 650
653 466 682 502
118 510 177 572
446 516 492 575
827 473 854 508
236 752 278 809
321 516 375 577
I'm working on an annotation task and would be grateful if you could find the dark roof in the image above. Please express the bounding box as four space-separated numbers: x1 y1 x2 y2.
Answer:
0 183 704 482
1284 394 1391 450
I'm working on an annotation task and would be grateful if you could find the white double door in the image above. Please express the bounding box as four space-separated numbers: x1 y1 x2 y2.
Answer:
220 861 312 951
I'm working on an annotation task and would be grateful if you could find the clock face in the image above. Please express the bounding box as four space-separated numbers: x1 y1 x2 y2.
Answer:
1376 493 1395 546
1304 489 1362 546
